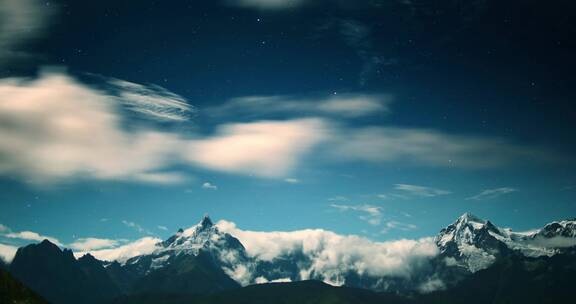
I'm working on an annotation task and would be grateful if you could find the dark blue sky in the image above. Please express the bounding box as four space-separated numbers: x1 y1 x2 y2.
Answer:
0 0 575 257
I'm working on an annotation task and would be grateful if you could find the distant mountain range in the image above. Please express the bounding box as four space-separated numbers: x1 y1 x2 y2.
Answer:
1 213 575 304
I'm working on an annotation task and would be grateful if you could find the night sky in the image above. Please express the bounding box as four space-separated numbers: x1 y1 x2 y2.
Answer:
0 0 575 258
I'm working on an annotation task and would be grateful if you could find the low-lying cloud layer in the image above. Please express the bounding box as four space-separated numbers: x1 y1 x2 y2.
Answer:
216 220 438 285
69 238 122 251
75 237 161 262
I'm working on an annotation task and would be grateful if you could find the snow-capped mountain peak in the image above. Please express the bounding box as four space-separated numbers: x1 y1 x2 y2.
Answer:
120 215 252 283
158 215 228 254
535 219 576 238
436 214 576 273
436 213 510 272
437 213 502 248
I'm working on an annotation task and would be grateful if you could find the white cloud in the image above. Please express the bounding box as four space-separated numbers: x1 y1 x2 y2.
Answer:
157 225 168 231
330 203 382 226
216 220 438 282
0 0 53 64
206 94 390 119
0 224 8 232
466 187 517 201
284 178 300 184
5 230 62 246
0 70 556 185
0 70 186 184
394 184 451 197
69 237 121 251
77 236 161 263
202 182 218 190
185 118 328 178
0 71 329 184
225 0 307 10
0 243 18 263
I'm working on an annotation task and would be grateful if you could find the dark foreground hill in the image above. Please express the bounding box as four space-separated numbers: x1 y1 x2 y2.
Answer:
423 252 576 304
111 280 413 304
0 267 48 304
9 240 120 304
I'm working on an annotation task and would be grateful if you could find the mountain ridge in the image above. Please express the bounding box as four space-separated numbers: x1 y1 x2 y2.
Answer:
2 213 575 304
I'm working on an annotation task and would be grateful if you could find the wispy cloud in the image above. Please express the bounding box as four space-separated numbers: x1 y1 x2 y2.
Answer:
206 94 390 119
394 184 452 197
224 0 306 10
330 203 382 226
329 127 554 169
328 196 349 202
157 225 168 231
122 220 150 234
466 187 518 201
202 182 218 190
381 221 418 234
284 178 300 184
335 19 394 85
108 78 194 122
0 0 54 65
